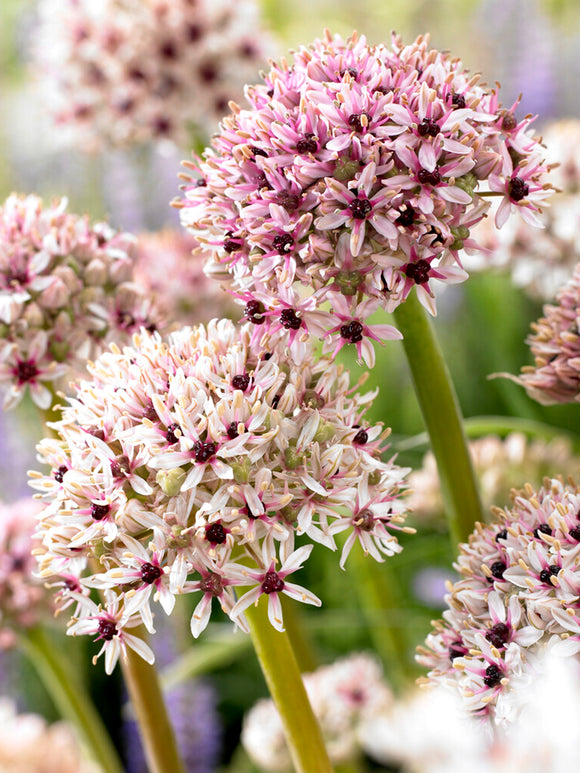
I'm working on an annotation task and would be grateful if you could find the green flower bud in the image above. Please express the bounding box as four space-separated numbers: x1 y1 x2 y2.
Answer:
156 467 187 497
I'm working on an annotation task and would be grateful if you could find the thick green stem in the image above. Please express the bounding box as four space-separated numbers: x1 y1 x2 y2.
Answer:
121 627 186 773
393 290 484 544
20 626 123 773
245 597 334 773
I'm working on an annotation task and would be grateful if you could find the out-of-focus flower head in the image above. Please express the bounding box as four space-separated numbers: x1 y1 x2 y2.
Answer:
33 0 275 150
242 652 393 770
407 432 580 522
467 120 580 300
0 698 100 772
30 319 411 673
0 497 52 649
514 261 580 404
0 193 163 411
363 652 580 773
417 477 580 722
134 229 239 326
177 30 552 365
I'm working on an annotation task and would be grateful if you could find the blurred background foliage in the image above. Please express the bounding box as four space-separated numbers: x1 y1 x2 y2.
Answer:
2 0 580 770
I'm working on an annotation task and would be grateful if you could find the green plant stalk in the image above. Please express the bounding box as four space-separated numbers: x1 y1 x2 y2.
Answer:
393 289 484 544
245 597 334 773
280 594 318 673
349 543 410 691
121 627 186 773
20 626 123 773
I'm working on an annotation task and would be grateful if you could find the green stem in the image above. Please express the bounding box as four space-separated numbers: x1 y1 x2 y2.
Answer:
393 289 484 544
20 625 123 773
348 543 411 692
280 595 318 673
121 627 186 773
245 597 334 773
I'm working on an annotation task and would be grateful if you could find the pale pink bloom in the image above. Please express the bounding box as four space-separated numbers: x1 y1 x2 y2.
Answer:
229 541 321 632
34 0 277 149
513 262 580 404
418 477 580 720
32 320 410 658
67 591 154 675
178 30 551 360
0 699 100 772
0 497 53 647
0 193 163 410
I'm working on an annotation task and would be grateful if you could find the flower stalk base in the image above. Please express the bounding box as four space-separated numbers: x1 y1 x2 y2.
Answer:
245 597 334 773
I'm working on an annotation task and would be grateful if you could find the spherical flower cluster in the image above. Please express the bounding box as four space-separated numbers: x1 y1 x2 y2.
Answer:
30 319 411 673
178 30 552 365
362 655 580 773
134 229 239 327
0 193 162 410
407 432 580 523
515 261 580 404
417 477 580 721
242 652 393 770
467 120 580 300
0 698 100 773
0 497 52 648
34 0 275 149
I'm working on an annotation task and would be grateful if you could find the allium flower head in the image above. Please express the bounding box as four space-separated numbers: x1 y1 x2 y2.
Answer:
31 319 410 670
134 229 238 326
0 698 100 772
0 497 52 648
514 261 580 404
0 193 162 410
242 652 393 770
177 30 551 362
34 0 275 149
407 432 580 522
468 120 580 300
417 477 580 721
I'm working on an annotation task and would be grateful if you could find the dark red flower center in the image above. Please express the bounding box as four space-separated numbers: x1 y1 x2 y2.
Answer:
539 565 560 584
91 503 110 521
245 300 266 325
396 205 416 227
483 664 503 688
280 308 302 330
140 563 163 584
200 573 225 596
352 428 368 445
54 465 68 483
205 522 227 544
226 422 240 439
166 423 181 445
261 571 285 594
193 441 217 464
340 320 364 343
272 234 294 255
15 359 39 384
485 622 510 649
405 259 431 284
349 197 372 220
418 168 441 186
489 560 507 580
509 176 529 201
417 118 440 137
296 134 318 154
348 112 368 132
355 509 375 531
232 374 250 392
97 618 118 641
